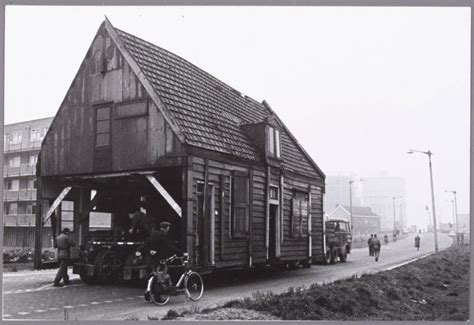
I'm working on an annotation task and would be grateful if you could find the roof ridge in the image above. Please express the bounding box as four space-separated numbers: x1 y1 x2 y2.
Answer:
115 27 265 115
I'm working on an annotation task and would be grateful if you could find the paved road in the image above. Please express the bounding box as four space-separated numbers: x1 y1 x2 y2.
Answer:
3 233 452 320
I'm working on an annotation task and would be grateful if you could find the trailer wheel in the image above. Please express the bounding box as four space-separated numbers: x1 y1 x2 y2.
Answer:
94 249 121 285
301 258 312 268
79 270 95 284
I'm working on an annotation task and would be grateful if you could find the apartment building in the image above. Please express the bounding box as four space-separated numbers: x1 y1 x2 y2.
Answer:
3 117 53 249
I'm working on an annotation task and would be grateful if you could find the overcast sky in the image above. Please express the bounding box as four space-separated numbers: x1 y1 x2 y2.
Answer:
4 6 470 229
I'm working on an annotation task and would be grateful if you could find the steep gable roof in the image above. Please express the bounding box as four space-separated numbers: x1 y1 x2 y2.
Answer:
105 18 324 178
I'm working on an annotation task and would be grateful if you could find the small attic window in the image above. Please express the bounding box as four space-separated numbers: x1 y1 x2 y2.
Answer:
268 126 281 158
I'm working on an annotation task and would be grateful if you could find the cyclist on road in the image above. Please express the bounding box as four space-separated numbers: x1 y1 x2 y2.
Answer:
144 221 182 302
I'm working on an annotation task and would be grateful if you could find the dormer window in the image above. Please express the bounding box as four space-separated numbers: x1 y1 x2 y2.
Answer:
268 126 281 158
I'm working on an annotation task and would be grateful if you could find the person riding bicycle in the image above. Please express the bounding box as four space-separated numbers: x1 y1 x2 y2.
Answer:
144 221 182 302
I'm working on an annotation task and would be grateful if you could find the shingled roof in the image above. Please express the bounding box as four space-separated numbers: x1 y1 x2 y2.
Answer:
105 19 324 179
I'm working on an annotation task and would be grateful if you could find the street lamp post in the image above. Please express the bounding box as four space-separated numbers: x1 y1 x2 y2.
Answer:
445 190 459 238
349 178 363 231
408 149 439 253
392 196 402 234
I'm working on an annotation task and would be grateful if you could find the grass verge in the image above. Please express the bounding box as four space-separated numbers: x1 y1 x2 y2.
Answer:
163 244 469 321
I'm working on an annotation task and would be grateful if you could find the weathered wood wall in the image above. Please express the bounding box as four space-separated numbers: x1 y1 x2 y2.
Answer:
41 24 181 177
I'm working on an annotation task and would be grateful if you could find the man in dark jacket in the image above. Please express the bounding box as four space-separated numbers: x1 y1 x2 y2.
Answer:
144 222 182 302
368 234 374 256
146 221 182 261
373 234 381 262
53 228 75 287
128 205 154 241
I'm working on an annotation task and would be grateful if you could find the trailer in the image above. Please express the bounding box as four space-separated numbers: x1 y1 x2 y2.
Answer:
34 18 326 283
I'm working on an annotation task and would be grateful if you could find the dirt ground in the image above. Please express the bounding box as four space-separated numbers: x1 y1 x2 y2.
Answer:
163 244 470 321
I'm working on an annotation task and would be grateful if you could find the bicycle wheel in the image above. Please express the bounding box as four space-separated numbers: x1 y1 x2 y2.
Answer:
184 272 204 301
149 276 170 306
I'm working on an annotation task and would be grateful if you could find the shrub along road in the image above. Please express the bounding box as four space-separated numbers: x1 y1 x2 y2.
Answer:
3 232 452 320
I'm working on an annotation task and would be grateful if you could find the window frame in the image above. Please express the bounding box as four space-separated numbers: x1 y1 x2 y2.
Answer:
291 190 309 238
29 128 41 142
60 200 75 232
231 171 250 238
11 131 22 145
114 99 149 120
267 126 281 159
94 104 112 148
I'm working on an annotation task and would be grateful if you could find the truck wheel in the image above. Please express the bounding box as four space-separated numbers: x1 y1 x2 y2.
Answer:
330 248 337 264
288 260 300 270
94 249 121 285
322 246 332 265
339 249 347 262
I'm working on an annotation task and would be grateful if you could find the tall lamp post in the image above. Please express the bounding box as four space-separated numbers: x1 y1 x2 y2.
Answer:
445 190 459 235
392 196 402 234
349 178 363 231
408 149 439 253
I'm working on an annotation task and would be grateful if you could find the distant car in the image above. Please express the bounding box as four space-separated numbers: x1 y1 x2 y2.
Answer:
322 219 352 264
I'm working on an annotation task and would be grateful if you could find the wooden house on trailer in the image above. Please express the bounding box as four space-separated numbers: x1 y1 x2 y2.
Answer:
34 18 326 278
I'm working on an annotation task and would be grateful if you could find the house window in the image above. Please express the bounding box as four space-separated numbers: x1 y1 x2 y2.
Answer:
61 201 74 232
6 203 18 215
11 131 22 144
28 179 37 189
26 203 36 215
268 126 281 158
231 171 249 238
30 128 41 142
95 106 111 147
6 179 19 191
29 154 38 166
269 186 279 201
291 191 309 238
9 156 21 167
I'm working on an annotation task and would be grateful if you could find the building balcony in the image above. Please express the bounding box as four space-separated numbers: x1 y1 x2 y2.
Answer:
4 141 42 153
4 164 36 177
4 189 37 202
3 214 36 226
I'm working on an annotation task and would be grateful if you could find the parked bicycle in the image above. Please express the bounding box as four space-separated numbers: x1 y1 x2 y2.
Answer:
144 253 204 306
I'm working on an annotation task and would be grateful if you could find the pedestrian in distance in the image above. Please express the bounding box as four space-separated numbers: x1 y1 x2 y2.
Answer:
53 227 75 287
415 234 421 251
372 234 381 262
368 234 374 256
384 233 389 245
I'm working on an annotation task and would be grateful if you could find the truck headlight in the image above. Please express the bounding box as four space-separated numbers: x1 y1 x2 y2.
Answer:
135 251 141 257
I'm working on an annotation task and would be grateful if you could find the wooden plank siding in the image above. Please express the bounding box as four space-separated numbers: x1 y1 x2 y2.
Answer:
41 25 182 177
190 156 267 268
280 170 324 261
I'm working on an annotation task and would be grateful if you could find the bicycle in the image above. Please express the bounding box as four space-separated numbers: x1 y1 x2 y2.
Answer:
145 253 204 306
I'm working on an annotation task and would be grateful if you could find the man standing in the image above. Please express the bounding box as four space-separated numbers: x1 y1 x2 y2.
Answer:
53 228 75 287
128 204 154 241
373 234 381 262
368 234 374 256
415 234 421 251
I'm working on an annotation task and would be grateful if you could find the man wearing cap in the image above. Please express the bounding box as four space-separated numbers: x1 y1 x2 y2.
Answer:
144 221 182 302
53 228 76 287
146 221 182 261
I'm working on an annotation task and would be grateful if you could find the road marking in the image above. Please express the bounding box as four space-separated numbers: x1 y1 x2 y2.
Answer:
4 314 12 318
103 300 113 303
91 302 101 305
17 312 30 315
77 304 88 307
114 298 124 302
49 308 60 311
126 297 135 300
4 283 85 295
34 310 46 313
386 253 433 271
63 306 74 309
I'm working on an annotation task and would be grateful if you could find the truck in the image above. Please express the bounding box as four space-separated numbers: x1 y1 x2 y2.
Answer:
320 218 352 264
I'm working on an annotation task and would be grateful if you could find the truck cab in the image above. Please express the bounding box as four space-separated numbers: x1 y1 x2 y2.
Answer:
323 219 352 264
